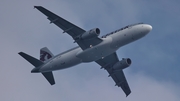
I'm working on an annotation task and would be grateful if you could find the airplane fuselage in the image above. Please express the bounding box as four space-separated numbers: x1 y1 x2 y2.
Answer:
37 23 152 72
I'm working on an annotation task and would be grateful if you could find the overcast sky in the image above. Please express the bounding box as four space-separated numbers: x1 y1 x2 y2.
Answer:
0 0 180 101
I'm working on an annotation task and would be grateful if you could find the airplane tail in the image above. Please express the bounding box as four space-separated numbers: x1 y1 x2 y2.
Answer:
40 47 55 85
18 47 55 85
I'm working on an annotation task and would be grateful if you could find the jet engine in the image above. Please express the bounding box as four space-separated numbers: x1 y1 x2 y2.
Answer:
81 28 100 39
113 58 132 70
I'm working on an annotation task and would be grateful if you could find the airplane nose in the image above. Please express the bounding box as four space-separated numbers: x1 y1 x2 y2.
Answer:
144 24 152 33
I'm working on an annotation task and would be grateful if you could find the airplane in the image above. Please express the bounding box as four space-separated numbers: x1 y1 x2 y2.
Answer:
19 6 152 96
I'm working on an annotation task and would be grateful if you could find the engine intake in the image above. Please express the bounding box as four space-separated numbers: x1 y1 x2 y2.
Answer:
113 58 132 70
81 28 100 39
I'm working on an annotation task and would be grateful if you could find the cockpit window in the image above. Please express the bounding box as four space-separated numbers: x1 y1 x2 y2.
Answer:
101 22 143 38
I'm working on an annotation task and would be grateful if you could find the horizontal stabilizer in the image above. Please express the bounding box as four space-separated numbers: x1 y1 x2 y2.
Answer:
19 52 43 67
42 72 55 85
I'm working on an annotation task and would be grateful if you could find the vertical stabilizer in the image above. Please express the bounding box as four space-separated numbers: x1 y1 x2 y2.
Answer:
40 47 54 61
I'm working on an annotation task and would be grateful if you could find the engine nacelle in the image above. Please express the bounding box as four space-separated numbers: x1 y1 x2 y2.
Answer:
81 28 100 39
113 58 132 70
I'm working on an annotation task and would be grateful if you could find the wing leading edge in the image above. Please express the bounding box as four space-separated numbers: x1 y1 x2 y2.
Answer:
96 52 131 96
34 6 102 50
34 6 85 38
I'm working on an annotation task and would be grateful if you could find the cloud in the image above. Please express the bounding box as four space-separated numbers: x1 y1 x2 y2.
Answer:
127 71 180 101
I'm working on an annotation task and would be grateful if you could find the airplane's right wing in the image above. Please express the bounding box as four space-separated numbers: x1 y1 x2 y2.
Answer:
34 6 102 50
95 52 131 96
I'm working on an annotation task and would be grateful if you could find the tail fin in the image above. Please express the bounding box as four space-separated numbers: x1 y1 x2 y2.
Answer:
40 47 54 62
19 51 55 85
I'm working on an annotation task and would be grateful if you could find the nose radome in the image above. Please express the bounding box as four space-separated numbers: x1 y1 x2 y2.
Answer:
145 24 152 33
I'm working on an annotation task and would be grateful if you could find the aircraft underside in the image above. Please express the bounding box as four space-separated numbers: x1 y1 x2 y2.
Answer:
19 6 152 96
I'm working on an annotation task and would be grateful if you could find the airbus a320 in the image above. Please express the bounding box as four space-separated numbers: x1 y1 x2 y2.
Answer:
19 6 152 96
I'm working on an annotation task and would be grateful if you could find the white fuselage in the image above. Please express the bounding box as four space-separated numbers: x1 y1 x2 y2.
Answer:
39 23 152 72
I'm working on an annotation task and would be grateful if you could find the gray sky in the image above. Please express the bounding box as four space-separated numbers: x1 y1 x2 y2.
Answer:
0 0 180 101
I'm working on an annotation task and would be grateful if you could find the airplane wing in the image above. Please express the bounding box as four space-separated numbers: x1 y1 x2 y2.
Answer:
34 6 102 50
95 52 131 96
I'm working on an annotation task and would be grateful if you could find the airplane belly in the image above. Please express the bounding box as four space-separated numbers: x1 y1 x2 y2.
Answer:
40 47 82 72
54 48 82 70
56 55 81 70
76 37 114 62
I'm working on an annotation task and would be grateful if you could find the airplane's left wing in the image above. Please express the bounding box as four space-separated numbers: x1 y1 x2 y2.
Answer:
34 6 102 50
95 52 131 96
